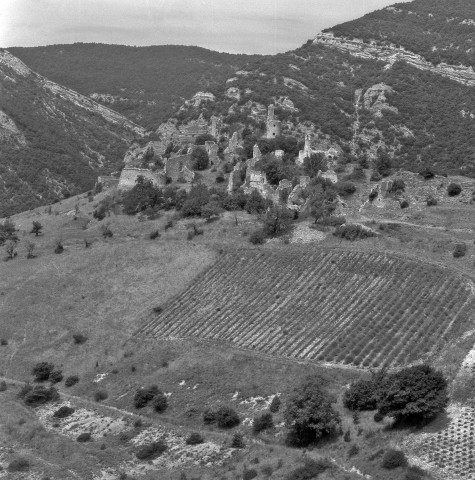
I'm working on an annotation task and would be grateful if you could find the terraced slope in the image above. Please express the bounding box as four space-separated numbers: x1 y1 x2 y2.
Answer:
138 248 474 369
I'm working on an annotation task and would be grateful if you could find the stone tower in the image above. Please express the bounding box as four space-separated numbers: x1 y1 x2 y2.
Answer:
210 115 220 138
266 104 282 139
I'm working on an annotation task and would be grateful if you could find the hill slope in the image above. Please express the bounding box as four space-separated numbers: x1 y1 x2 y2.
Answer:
0 49 145 216
9 44 256 129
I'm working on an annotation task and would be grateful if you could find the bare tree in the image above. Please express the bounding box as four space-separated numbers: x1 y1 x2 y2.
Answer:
25 241 36 259
31 221 43 236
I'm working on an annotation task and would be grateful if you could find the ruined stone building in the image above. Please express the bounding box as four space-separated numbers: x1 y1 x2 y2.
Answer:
266 105 282 139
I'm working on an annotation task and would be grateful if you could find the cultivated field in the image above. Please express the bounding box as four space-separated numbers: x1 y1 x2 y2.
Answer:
138 247 474 369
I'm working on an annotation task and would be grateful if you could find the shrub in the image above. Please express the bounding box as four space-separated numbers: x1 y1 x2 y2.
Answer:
405 466 427 480
7 457 30 472
343 429 351 442
185 432 204 445
400 200 409 209
0 381 7 392
334 224 376 241
370 171 382 181
253 413 273 434
149 230 160 239
373 411 384 422
269 395 281 413
249 229 266 245
152 392 168 413
135 440 167 460
390 179 406 193
419 168 435 180
94 390 108 402
382 449 407 469
17 383 33 399
0 338 7 346
285 458 332 480
343 379 380 411
153 306 163 314
216 407 240 429
369 189 378 202
426 196 438 206
77 432 92 442
53 406 75 418
336 181 356 197
243 468 258 480
101 224 113 238
134 385 159 408
49 370 63 384
231 433 245 448
316 216 346 227
54 239 64 254
32 362 55 381
24 386 59 406
348 444 359 457
453 243 467 258
447 183 462 196
65 375 79 387
203 409 217 424
73 333 88 345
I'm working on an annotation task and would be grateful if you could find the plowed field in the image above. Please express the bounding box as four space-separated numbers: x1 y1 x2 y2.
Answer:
137 248 473 369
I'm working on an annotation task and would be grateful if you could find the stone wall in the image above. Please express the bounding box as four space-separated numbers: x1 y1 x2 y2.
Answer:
165 154 192 181
97 176 119 189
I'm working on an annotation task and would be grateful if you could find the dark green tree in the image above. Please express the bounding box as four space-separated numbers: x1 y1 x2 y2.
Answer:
284 377 341 446
122 176 163 215
191 147 209 170
262 205 294 236
303 152 327 178
31 221 43 236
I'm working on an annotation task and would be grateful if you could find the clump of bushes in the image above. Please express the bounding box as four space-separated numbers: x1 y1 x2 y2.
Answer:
135 440 167 460
419 168 435 180
390 179 406 193
49 370 63 384
152 392 168 413
185 432 205 445
426 196 438 206
453 242 467 258
53 405 75 418
269 395 281 413
203 406 240 429
231 433 245 448
382 449 407 469
65 375 79 387
94 390 108 402
134 385 160 408
32 362 55 382
316 216 346 227
335 181 356 197
253 413 273 434
285 458 332 480
447 183 462 196
249 229 266 245
7 457 30 472
73 333 88 345
149 230 160 239
334 224 376 241
243 468 258 480
23 386 59 406
77 432 92 442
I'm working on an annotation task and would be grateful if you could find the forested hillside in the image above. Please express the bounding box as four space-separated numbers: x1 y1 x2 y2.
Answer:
0 50 143 216
326 0 475 67
10 44 255 129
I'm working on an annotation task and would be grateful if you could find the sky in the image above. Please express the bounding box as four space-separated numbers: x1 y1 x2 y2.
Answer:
0 0 411 54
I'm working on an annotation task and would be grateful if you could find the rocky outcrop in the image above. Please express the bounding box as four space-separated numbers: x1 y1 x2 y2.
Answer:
363 83 398 117
314 33 475 87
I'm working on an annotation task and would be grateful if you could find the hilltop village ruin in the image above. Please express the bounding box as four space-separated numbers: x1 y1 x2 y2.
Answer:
99 100 341 212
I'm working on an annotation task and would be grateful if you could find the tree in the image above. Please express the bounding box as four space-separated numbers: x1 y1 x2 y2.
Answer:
303 152 327 178
375 150 392 177
181 184 210 217
25 241 36 259
31 221 43 236
0 218 18 245
191 147 209 170
284 377 341 446
245 190 268 214
262 205 294 236
5 240 17 260
32 362 55 381
377 365 448 424
201 202 223 221
122 176 163 215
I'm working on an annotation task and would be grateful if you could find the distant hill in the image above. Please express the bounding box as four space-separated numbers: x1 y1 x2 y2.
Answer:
326 0 475 67
9 44 256 129
0 49 145 216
